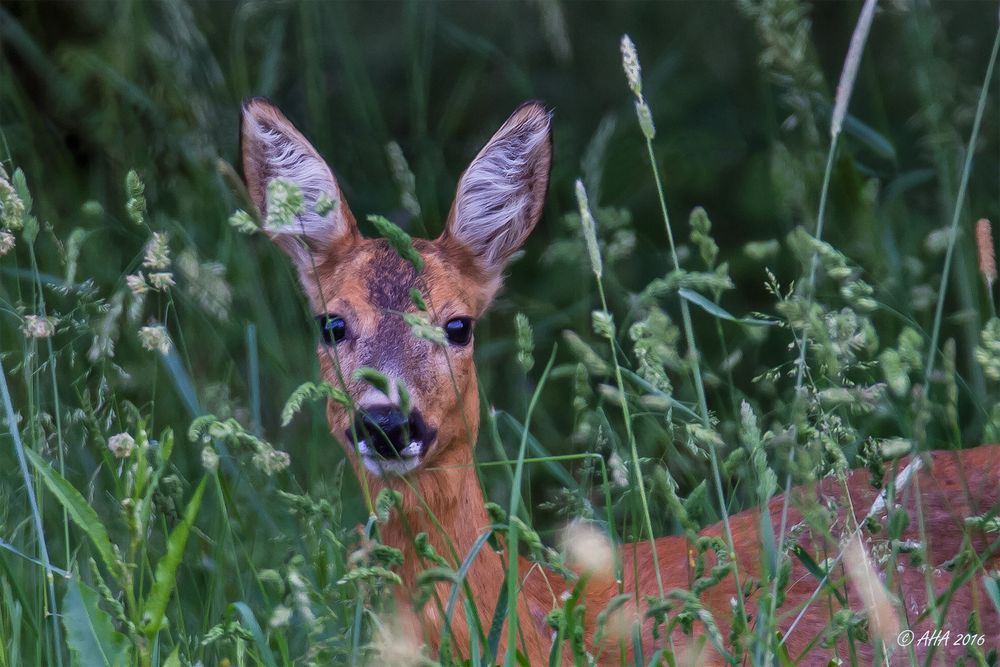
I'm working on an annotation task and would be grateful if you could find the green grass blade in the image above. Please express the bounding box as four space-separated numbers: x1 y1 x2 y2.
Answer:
503 346 557 667
141 477 207 639
789 544 847 605
230 602 279 667
983 575 1000 617
485 576 509 665
678 288 778 327
24 448 117 577
62 578 130 667
922 21 1000 388
441 530 494 648
0 348 63 662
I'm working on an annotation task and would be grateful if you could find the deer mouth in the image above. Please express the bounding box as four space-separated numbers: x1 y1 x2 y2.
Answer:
347 407 436 477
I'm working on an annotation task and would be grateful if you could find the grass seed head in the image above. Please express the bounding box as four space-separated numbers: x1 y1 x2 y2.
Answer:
22 314 55 339
108 432 136 458
575 180 603 278
143 232 171 270
0 230 15 256
138 324 172 355
977 217 996 286
620 34 642 97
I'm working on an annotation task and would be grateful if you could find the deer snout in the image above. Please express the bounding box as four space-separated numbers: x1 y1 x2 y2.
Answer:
348 406 434 464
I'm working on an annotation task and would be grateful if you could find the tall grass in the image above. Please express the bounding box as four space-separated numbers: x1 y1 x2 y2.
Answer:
2 1 1000 666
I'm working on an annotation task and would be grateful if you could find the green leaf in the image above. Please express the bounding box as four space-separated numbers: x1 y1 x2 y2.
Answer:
984 575 1000 617
841 113 896 163
141 477 207 638
789 544 847 605
485 573 509 665
162 647 181 667
62 578 131 667
230 602 278 667
678 289 777 327
25 448 118 576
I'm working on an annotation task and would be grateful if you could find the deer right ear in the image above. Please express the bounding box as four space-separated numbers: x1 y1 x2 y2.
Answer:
240 97 358 269
442 101 552 276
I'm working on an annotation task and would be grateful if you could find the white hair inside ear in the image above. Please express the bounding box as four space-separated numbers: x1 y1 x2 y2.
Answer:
447 102 553 271
240 97 356 265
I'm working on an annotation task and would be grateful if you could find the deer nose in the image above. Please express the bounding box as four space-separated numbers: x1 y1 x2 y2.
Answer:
349 406 429 460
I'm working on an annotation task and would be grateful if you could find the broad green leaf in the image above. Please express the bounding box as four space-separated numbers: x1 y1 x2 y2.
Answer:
25 448 118 575
678 289 777 327
141 477 207 637
62 578 130 667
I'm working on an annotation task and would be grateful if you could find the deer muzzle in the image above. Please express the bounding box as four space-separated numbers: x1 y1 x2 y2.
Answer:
348 405 435 476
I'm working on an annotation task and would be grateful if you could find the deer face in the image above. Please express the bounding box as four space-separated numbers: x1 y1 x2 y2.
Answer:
241 99 552 478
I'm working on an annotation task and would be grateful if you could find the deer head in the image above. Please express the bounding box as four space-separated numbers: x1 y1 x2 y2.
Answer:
241 98 552 482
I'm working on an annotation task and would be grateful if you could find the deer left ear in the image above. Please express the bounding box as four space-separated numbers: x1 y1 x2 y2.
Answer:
240 97 359 269
442 101 552 274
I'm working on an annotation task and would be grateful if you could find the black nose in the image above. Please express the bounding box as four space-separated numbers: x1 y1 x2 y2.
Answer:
348 406 430 459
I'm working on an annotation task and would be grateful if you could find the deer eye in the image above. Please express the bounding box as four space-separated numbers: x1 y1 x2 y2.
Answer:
317 314 347 345
444 317 473 346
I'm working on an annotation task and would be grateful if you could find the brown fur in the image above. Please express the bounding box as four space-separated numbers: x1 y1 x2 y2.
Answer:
241 99 1000 664
582 448 1000 665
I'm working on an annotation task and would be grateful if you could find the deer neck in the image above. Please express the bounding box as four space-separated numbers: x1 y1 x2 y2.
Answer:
360 440 530 654
372 448 495 581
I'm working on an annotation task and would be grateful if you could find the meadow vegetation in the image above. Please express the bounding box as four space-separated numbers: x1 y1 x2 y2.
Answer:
2 1 1000 665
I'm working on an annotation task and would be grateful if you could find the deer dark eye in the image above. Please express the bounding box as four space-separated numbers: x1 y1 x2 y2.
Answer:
317 314 347 345
444 317 473 346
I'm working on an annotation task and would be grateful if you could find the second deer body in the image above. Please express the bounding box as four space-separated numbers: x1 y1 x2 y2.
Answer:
240 98 1000 664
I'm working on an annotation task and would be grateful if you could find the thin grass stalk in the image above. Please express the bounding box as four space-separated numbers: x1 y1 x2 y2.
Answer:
26 230 72 598
766 135 839 657
577 179 665 599
504 347 557 667
922 22 1000 390
621 32 746 625
0 353 63 665
638 114 745 622
766 3 878 658
907 20 1000 643
246 323 262 436
600 278 664 596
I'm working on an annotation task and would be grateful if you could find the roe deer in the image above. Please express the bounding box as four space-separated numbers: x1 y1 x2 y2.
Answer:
240 97 1000 665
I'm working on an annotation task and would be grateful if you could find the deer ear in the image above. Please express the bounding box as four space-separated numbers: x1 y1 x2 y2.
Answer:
442 101 552 274
240 97 358 268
